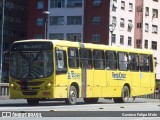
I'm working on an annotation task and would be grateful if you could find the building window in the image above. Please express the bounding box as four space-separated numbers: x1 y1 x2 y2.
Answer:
37 0 44 9
151 41 157 50
92 34 101 42
112 0 117 12
112 34 116 43
120 35 124 44
92 16 100 24
153 0 158 2
120 18 124 27
36 18 44 26
129 3 133 12
145 7 149 16
67 33 81 42
50 16 64 25
136 39 141 48
112 16 116 24
152 9 158 18
49 33 64 40
137 23 142 28
152 25 158 34
137 6 142 12
144 40 148 49
35 34 43 39
50 0 65 8
145 23 149 32
128 20 133 31
67 16 82 25
93 0 101 7
67 0 82 7
128 37 132 46
121 1 125 10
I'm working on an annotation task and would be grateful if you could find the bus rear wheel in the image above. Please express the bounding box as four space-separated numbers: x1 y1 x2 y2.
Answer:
113 86 130 103
27 99 39 106
65 86 77 105
83 98 99 104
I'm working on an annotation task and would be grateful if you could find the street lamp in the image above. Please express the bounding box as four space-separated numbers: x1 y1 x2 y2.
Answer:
42 11 50 39
109 23 116 46
0 0 5 83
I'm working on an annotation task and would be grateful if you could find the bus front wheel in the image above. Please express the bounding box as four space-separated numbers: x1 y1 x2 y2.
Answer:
65 86 77 105
27 99 39 106
113 86 130 103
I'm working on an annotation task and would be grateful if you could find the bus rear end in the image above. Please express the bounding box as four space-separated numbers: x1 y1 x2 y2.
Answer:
9 41 54 105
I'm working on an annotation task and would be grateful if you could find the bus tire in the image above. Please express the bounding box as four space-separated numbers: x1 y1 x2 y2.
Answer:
27 99 39 106
114 86 130 103
65 86 77 105
83 98 99 104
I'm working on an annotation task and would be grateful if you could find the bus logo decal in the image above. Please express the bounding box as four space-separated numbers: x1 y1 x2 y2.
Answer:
68 71 80 80
112 72 126 80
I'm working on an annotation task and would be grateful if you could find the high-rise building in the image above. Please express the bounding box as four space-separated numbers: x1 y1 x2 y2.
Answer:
0 0 28 82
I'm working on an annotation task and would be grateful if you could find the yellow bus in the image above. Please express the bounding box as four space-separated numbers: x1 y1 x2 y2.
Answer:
9 39 155 105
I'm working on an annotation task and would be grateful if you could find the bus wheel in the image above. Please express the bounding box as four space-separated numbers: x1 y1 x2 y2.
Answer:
83 98 99 104
113 86 130 103
27 99 39 106
65 86 77 105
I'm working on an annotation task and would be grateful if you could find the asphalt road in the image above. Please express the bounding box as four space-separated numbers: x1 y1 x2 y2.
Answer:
0 98 160 120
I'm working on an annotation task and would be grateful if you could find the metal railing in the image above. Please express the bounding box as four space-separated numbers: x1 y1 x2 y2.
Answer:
0 83 10 99
138 90 159 99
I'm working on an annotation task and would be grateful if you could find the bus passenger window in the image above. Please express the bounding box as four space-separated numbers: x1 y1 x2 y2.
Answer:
93 50 105 70
139 54 149 72
68 48 79 68
80 48 92 69
105 51 117 70
129 53 139 71
56 49 67 74
118 52 128 71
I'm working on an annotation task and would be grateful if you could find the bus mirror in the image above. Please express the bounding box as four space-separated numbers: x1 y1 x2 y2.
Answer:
58 53 62 60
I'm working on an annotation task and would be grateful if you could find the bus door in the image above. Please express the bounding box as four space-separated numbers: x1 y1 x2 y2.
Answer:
80 48 93 98
55 47 68 98
139 54 151 88
93 50 106 97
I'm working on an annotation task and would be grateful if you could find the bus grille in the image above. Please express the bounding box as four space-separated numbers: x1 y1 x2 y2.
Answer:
17 81 44 86
22 91 38 95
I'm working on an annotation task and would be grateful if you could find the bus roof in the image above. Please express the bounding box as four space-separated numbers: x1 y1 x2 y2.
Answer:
13 39 153 54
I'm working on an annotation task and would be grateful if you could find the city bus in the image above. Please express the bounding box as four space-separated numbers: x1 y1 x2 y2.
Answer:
9 39 155 105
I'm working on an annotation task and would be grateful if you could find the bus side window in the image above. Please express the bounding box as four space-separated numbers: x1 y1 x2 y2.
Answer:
56 49 67 74
68 47 79 68
139 54 149 72
118 52 128 71
105 51 117 70
93 50 105 70
150 55 154 72
129 53 139 71
80 48 92 69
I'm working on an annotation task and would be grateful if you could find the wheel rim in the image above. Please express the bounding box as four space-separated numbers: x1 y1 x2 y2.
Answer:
70 90 76 103
123 87 129 102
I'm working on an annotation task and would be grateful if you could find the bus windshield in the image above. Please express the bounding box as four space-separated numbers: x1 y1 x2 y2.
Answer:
10 51 53 79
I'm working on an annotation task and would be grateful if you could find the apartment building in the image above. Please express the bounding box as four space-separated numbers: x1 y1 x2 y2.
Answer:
48 0 84 42
142 0 160 81
109 0 135 47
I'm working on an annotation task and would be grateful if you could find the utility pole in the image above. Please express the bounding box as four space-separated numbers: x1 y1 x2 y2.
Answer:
0 0 5 83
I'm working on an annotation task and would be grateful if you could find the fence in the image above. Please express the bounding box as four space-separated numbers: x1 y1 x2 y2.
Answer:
0 83 10 99
138 90 159 99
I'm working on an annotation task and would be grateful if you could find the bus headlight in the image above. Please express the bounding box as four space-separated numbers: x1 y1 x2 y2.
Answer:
45 82 52 89
10 83 16 90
